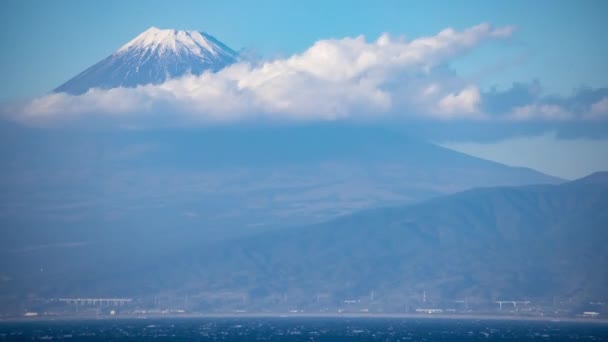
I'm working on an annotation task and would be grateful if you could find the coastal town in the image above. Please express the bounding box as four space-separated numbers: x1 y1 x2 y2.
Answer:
4 292 605 322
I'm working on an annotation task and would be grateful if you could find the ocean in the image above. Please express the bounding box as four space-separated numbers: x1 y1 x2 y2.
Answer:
0 317 607 341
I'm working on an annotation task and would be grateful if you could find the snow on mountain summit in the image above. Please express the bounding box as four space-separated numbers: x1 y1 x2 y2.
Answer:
54 27 238 95
118 27 229 59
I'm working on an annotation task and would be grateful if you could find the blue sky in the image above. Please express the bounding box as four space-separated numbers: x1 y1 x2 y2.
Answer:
1 0 606 100
0 0 607 179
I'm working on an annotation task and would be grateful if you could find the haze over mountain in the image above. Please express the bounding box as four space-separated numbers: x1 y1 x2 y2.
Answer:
54 27 238 95
0 124 560 251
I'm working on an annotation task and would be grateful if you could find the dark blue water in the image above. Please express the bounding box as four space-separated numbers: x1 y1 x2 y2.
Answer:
1 318 607 341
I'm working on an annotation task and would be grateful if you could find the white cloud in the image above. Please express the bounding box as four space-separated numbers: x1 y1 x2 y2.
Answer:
3 23 517 126
435 86 483 119
508 104 573 121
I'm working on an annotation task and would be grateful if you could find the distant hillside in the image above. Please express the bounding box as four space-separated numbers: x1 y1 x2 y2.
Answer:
154 173 606 305
2 172 604 312
0 124 560 252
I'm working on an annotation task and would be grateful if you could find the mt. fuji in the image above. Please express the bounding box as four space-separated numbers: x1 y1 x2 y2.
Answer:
54 27 238 95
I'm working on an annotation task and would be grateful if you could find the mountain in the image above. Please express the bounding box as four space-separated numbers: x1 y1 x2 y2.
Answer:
0 123 570 313
188 173 603 309
9 172 604 311
0 124 561 248
53 27 238 95
570 171 608 186
82 172 605 311
4 160 600 314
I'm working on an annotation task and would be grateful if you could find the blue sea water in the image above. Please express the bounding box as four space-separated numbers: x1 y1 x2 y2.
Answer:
0 318 607 341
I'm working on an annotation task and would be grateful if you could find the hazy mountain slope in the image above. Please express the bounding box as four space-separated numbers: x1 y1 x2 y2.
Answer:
149 173 605 307
45 173 604 305
2 171 602 312
0 123 567 313
0 124 560 251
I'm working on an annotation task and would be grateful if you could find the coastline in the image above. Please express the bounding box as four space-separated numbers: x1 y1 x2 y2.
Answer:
2 312 607 325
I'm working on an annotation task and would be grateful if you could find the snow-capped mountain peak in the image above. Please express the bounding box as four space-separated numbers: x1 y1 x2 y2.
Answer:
118 27 226 59
54 27 238 95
